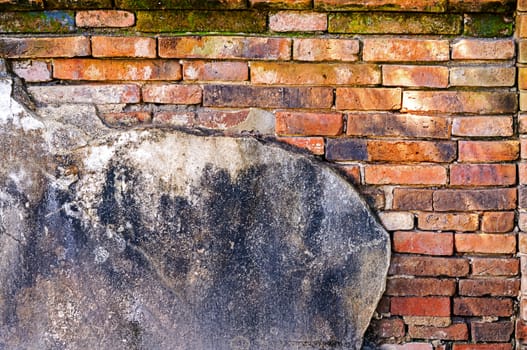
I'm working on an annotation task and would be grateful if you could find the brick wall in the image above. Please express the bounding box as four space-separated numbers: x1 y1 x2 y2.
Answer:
0 0 524 348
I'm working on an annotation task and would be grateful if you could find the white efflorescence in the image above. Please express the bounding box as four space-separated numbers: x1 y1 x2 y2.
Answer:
0 79 44 131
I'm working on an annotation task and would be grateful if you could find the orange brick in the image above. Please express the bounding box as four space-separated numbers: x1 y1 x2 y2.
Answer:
391 297 450 317
393 231 453 256
275 111 343 136
481 211 515 233
91 36 156 58
363 38 449 62
76 10 135 27
454 297 513 317
450 164 516 186
517 68 527 90
269 11 327 32
183 61 248 81
389 255 469 277
251 62 380 85
455 233 516 254
0 36 90 58
458 141 519 162
452 38 515 60
471 257 518 277
53 59 181 81
452 116 513 137
276 137 325 155
293 38 359 61
453 344 512 350
408 323 468 341
451 66 515 87
417 213 479 232
364 165 446 185
143 84 202 104
459 279 519 297
386 277 456 296
367 140 456 163
433 188 516 211
382 65 448 88
335 88 401 110
102 112 151 127
393 189 433 211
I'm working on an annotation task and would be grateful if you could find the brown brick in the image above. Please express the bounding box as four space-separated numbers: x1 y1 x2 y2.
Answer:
326 139 367 161
433 188 516 211
347 113 449 139
195 109 248 130
28 84 140 104
408 323 468 341
183 61 248 81
402 91 517 114
12 60 51 82
363 38 449 62
393 189 433 211
269 11 327 32
76 10 135 27
153 112 195 127
367 140 456 163
203 85 333 109
252 62 380 86
450 164 516 187
452 39 514 60
53 59 181 81
391 297 450 317
370 318 405 338
91 36 156 58
417 213 479 232
102 112 151 127
383 65 448 88
293 38 359 62
389 255 469 277
471 258 519 277
451 66 515 87
387 277 455 296
143 84 202 104
453 344 512 350
458 141 519 162
393 231 453 256
471 321 513 342
250 0 311 8
159 36 291 60
314 0 447 12
481 211 515 233
455 233 516 254
459 279 519 297
0 36 90 58
276 137 324 155
520 41 527 64
518 319 527 342
452 116 513 137
453 297 513 317
275 111 343 136
335 88 401 110
364 165 446 185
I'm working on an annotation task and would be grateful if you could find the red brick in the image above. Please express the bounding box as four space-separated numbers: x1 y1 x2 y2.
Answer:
91 36 156 58
453 344 512 350
389 255 469 277
391 297 450 317
455 233 516 254
451 39 515 60
433 188 516 211
383 65 448 88
53 59 181 81
159 36 291 60
315 0 446 11
471 258 519 277
28 84 140 104
0 36 90 58
370 318 405 338
12 60 51 82
276 137 325 155
251 62 380 85
182 61 248 81
363 38 449 62
417 213 479 232
451 66 515 87
459 279 519 297
452 116 513 137
293 38 359 61
250 0 311 8
393 231 453 256
153 112 195 126
367 140 456 163
386 277 456 296
393 189 433 211
275 111 343 136
364 165 446 185
336 88 401 110
517 319 527 342
453 297 513 317
458 141 519 162
269 11 327 32
76 10 135 27
408 323 468 341
402 91 517 114
481 211 515 233
143 84 202 104
102 112 151 127
450 164 516 187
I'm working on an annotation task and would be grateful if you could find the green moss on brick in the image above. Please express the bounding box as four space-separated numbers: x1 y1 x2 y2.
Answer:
449 0 515 13
0 0 44 11
464 14 513 37
136 11 267 33
116 0 246 9
0 11 75 33
45 0 112 9
329 12 462 35
315 0 446 12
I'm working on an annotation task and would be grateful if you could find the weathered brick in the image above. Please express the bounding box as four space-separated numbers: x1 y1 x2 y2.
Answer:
293 38 359 62
520 212 527 231
520 41 527 64
471 321 514 342
269 11 327 32
277 137 325 155
464 14 513 37
28 84 140 104
452 38 515 60
325 139 367 161
516 69 527 90
452 116 513 137
434 188 516 211
53 59 181 81
370 318 405 338
338 165 360 184
449 0 515 12
102 112 152 127
520 233 527 253
517 319 527 342
275 111 343 136
458 141 519 162
518 15 527 38
391 297 450 317
451 66 515 87
0 11 74 33
0 0 43 11
460 279 519 297
203 85 332 109
347 113 449 139
76 10 135 27
380 344 434 350
389 255 469 277
520 115 527 134
382 65 448 88
393 189 433 211
183 61 248 81
250 0 311 8
404 316 451 327
481 211 515 233
329 13 461 34
314 0 446 12
43 0 112 9
0 37 90 58
91 36 156 58
450 164 516 187
387 277 455 296
393 231 453 256
12 60 51 82
367 140 456 163
365 165 446 185
378 212 414 231
453 297 513 317
523 139 527 159
195 109 248 130
143 84 202 104
115 0 246 9
417 213 479 232
159 36 291 60
402 91 517 114
408 323 468 341
455 233 516 254
471 258 518 277
360 187 386 210
453 344 512 350
363 38 449 62
520 186 527 207
335 88 401 110
153 112 195 127
252 63 380 85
